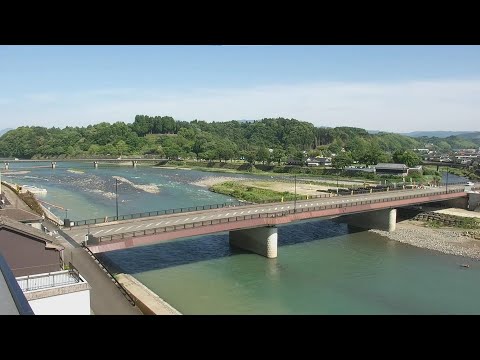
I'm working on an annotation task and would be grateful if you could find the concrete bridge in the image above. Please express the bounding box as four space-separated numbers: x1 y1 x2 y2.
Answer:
3 158 167 170
422 160 470 170
63 185 477 258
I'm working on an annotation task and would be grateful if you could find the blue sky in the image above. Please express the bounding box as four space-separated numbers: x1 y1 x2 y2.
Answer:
1 45 479 132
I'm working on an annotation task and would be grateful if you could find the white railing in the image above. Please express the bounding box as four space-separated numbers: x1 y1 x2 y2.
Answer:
16 269 82 292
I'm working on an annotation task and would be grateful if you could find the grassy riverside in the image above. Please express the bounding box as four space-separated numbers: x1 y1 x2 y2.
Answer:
210 181 311 203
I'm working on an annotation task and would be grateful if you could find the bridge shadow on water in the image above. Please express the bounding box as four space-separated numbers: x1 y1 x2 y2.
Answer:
97 218 365 275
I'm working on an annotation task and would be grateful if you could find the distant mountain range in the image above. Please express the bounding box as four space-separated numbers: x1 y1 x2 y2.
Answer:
400 131 479 138
0 128 13 137
367 130 480 139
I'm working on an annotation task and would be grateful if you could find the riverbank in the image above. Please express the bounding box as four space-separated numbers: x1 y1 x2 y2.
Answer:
370 220 480 260
193 176 358 195
156 161 379 183
116 273 181 315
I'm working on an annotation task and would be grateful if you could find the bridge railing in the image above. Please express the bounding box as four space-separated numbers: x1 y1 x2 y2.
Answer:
71 193 334 227
71 184 472 227
94 187 465 243
72 200 254 226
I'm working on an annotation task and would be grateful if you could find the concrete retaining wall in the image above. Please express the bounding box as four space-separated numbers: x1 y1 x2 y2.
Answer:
116 274 181 315
414 211 479 227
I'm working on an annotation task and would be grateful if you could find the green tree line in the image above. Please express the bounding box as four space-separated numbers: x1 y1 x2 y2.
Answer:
0 116 477 163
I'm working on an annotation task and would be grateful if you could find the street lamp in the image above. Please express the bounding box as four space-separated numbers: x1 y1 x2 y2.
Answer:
115 178 119 219
336 171 339 195
294 174 297 213
445 166 449 194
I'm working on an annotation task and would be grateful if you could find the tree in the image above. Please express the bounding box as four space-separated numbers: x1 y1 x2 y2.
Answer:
327 140 343 155
256 147 270 164
392 150 404 164
271 148 286 165
361 141 385 166
332 152 353 170
88 144 102 156
345 137 368 162
116 140 129 156
244 150 257 165
397 150 421 167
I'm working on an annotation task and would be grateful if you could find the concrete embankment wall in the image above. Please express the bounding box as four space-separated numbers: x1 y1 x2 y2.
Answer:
116 274 181 315
413 211 479 227
39 203 63 226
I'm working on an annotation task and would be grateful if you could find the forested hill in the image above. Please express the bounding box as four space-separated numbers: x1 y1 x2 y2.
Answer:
0 128 12 137
0 116 478 161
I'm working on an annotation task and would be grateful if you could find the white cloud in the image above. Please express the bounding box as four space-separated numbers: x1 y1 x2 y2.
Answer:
2 79 480 132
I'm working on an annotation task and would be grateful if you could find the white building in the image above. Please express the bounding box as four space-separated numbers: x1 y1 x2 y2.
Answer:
16 269 91 315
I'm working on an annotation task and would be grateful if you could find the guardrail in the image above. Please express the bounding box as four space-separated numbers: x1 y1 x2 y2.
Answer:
72 193 334 226
72 200 252 226
71 183 473 227
94 187 465 243
81 244 136 307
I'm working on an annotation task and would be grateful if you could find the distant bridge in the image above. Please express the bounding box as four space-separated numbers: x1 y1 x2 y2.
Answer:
4 158 168 162
3 158 168 170
63 185 476 258
422 161 470 169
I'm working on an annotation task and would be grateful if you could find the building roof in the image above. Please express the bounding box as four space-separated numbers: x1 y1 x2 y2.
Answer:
0 216 64 251
375 163 408 170
0 208 43 223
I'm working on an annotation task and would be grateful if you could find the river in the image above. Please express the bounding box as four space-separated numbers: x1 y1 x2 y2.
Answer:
2 161 479 314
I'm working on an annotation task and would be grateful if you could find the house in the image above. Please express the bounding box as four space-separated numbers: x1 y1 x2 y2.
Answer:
374 163 409 176
0 216 64 276
315 157 332 166
0 208 44 230
286 159 304 166
0 216 92 315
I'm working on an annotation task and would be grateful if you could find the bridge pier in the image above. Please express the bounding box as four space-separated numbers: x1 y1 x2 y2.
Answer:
342 208 397 232
229 226 278 258
132 160 137 168
51 161 56 169
468 193 480 211
4 162 9 170
93 161 98 168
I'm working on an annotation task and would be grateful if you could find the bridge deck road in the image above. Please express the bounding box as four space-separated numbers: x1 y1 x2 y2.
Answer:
63 185 467 243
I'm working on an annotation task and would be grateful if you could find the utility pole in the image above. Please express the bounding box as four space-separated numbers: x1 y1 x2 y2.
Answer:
336 171 339 195
115 178 119 219
294 174 297 213
445 166 449 194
